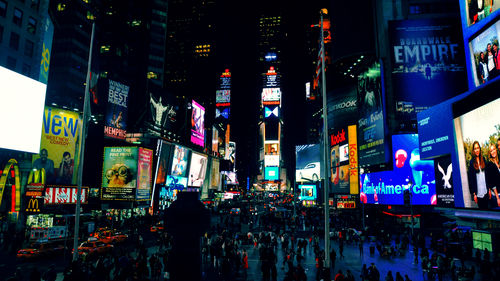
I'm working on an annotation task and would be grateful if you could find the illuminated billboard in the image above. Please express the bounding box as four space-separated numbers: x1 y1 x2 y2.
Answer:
0 66 46 153
463 0 500 27
331 128 349 193
136 148 153 201
265 142 280 155
215 107 230 119
221 171 238 185
357 61 388 168
44 186 88 204
298 184 317 201
188 152 208 187
32 107 82 185
265 66 280 87
454 96 500 210
265 166 280 181
166 175 188 190
104 79 129 140
264 106 279 118
360 134 436 205
265 155 280 167
101 147 139 201
210 158 220 189
468 18 500 87
262 88 281 102
296 144 321 182
171 145 190 177
389 19 466 129
155 142 172 187
191 100 205 147
216 90 231 104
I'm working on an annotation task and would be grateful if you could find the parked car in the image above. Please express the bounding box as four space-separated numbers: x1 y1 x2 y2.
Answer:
296 162 320 182
17 241 66 260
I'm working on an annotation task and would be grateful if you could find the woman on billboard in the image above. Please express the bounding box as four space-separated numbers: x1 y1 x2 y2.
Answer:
487 143 500 207
468 141 490 209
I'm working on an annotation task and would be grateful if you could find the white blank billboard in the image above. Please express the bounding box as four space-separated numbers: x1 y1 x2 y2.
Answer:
0 66 46 153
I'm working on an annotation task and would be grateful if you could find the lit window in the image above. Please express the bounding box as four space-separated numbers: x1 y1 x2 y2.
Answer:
130 20 142 27
57 3 66 11
13 8 23 26
100 45 110 53
87 11 95 20
27 17 37 34
147 72 158 79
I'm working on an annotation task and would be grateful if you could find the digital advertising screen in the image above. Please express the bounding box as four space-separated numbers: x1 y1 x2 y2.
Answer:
101 147 139 200
215 107 230 119
264 106 280 119
191 100 205 147
472 231 493 252
155 142 172 186
166 175 188 190
331 128 350 193
463 0 500 27
360 134 436 205
433 154 455 207
328 83 358 129
357 60 388 168
32 107 82 185
44 186 88 205
136 148 153 201
216 90 231 104
221 171 238 185
298 184 317 201
265 166 280 181
296 144 321 182
265 155 280 167
148 89 178 134
262 88 281 102
454 96 500 210
265 142 280 155
104 79 129 140
0 66 46 154
171 145 190 177
468 18 500 87
389 19 467 129
188 152 208 187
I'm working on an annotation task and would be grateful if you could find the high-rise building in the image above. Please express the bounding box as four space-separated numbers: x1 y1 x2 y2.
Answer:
0 0 52 82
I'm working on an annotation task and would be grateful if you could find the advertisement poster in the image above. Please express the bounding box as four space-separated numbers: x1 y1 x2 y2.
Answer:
454 97 500 210
469 19 500 87
44 186 88 204
360 134 436 205
331 128 350 193
464 0 500 26
166 175 188 190
33 107 81 185
328 84 358 129
265 167 280 181
389 19 466 128
101 147 138 200
298 184 317 201
171 145 189 177
148 90 178 135
210 158 220 189
295 144 321 182
433 154 455 207
191 100 205 147
357 61 387 168
104 80 129 140
136 148 153 201
155 142 172 186
348 125 359 194
188 152 208 187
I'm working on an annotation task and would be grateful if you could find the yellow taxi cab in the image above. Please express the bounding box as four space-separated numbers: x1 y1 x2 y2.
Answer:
73 238 113 257
96 230 128 244
17 241 65 260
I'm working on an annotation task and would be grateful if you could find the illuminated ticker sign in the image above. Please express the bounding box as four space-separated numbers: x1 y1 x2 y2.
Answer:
219 69 231 89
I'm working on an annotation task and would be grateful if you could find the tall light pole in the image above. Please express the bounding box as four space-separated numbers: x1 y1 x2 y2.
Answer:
72 21 95 262
319 8 331 274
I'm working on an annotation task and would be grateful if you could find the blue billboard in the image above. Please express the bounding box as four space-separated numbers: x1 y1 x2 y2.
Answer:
298 184 317 201
265 167 280 181
360 134 436 205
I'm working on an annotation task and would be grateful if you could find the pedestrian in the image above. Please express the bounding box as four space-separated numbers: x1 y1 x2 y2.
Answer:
369 263 380 281
359 241 364 257
345 269 355 281
395 272 404 281
242 249 248 280
385 270 394 281
29 267 42 281
413 246 419 264
339 243 344 259
331 248 337 270
360 264 368 281
404 275 411 281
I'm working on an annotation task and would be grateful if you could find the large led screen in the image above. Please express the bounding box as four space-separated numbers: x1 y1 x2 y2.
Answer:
298 184 317 201
360 134 436 205
166 175 188 190
296 144 321 182
463 0 500 27
191 100 205 147
0 66 46 153
454 97 500 210
265 166 280 181
188 152 208 187
210 158 220 189
469 18 500 87
136 148 153 201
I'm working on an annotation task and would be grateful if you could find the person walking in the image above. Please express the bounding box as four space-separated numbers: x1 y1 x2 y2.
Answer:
361 264 369 281
242 249 248 280
335 270 345 281
359 241 364 257
385 270 394 281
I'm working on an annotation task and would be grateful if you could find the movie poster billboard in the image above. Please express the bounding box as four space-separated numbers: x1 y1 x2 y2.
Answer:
463 0 500 27
296 144 321 182
136 148 153 201
101 147 138 200
357 61 387 168
360 134 436 205
104 80 129 140
469 19 500 87
454 96 500 210
171 145 190 177
188 152 208 187
32 107 82 185
191 100 205 147
389 19 467 128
